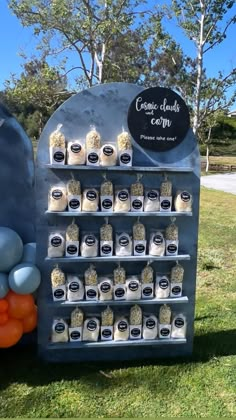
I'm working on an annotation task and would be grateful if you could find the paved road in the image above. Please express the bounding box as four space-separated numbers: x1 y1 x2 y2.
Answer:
201 173 236 195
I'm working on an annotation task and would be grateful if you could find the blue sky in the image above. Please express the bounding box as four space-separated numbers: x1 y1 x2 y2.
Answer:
0 0 235 104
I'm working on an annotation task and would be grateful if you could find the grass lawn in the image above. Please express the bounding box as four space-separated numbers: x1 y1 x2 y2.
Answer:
0 188 235 418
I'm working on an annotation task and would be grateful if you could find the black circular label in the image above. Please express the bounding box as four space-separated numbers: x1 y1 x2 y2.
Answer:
153 235 163 245
120 153 131 164
131 328 141 337
143 286 152 296
127 87 190 152
159 279 169 289
69 198 80 209
86 289 97 299
118 321 128 332
135 244 145 254
85 235 96 246
160 327 170 337
100 282 111 293
115 287 125 298
161 200 171 210
146 318 156 329
175 318 185 328
132 199 142 210
118 191 128 201
102 199 112 209
102 329 112 338
67 245 77 255
52 189 63 200
51 236 62 247
71 143 81 153
88 152 99 163
181 191 190 202
53 289 65 299
119 236 129 247
103 146 114 156
87 320 97 331
55 322 65 333
148 190 158 201
70 330 81 340
69 281 80 292
54 151 64 162
129 281 138 291
101 244 112 255
86 190 97 201
167 244 177 253
172 285 181 295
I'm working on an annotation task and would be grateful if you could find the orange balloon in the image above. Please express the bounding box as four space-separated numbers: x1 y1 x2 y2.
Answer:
6 291 34 320
0 312 9 325
0 299 8 313
22 306 37 333
0 318 23 348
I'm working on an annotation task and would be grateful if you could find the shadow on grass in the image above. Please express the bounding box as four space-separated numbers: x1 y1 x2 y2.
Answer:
0 328 235 391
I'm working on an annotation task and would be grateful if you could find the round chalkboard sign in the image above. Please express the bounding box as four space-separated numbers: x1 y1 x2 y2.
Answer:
127 87 190 152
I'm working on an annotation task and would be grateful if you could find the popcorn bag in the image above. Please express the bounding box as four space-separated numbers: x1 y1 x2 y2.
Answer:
49 124 66 165
117 131 133 166
101 307 114 341
67 179 82 212
160 180 172 212
67 140 86 165
51 266 66 301
86 127 101 166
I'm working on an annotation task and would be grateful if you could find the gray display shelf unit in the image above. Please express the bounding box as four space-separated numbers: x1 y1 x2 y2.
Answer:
36 82 200 362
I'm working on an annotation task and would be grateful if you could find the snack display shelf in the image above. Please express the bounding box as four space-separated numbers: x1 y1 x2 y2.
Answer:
48 296 189 307
46 164 193 173
48 338 187 349
45 254 191 263
46 211 193 217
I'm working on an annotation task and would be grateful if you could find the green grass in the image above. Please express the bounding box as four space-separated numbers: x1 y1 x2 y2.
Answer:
0 188 236 417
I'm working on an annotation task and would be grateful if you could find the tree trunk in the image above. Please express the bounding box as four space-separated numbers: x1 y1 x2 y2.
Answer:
193 0 205 135
206 144 209 172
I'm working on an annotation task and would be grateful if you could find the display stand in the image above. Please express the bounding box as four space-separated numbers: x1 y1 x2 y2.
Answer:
36 83 200 362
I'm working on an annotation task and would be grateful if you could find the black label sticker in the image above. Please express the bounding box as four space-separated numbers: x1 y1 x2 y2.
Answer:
100 282 111 293
118 191 128 201
181 191 190 202
101 244 112 255
102 199 112 209
88 152 99 164
51 236 62 247
153 235 163 245
103 146 114 156
146 318 156 329
85 235 96 246
167 244 177 253
115 287 125 298
135 244 145 254
172 285 181 295
87 320 97 331
148 190 158 201
119 236 129 247
118 321 128 332
52 189 63 200
160 327 170 337
53 151 64 162
69 281 80 292
131 327 141 337
71 143 81 153
161 199 171 210
69 198 80 209
120 153 131 164
86 289 97 299
175 318 185 328
102 329 112 338
129 281 139 292
132 199 142 210
67 244 78 255
143 286 153 296
53 289 65 299
127 86 190 152
55 322 65 333
70 330 81 340
159 279 169 289
86 190 97 201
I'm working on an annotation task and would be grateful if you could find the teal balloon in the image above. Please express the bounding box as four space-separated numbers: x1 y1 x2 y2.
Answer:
22 243 36 264
0 227 23 273
0 273 9 298
9 263 41 294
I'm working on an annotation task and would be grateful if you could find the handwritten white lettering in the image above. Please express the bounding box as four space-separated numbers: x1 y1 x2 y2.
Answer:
151 117 172 128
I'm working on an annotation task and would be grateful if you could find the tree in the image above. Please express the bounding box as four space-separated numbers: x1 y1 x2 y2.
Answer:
172 0 236 135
